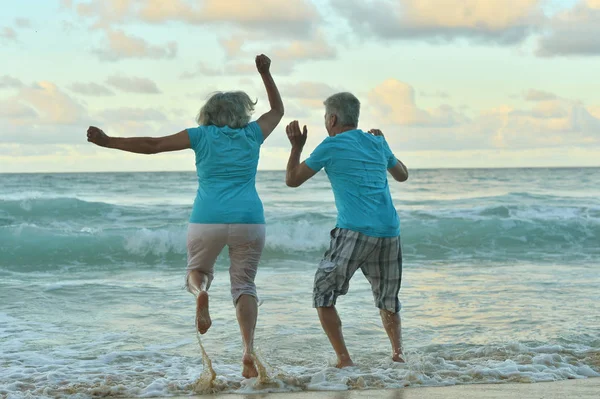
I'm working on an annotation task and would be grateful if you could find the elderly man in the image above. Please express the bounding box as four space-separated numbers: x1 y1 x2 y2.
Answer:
285 92 409 367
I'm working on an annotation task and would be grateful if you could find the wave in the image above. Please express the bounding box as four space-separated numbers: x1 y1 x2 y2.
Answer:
1 205 598 270
1 195 599 270
0 197 190 228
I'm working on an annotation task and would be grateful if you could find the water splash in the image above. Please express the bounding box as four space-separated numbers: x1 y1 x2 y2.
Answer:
253 350 278 388
192 331 218 394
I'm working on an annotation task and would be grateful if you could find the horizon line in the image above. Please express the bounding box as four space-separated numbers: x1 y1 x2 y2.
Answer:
2 165 600 174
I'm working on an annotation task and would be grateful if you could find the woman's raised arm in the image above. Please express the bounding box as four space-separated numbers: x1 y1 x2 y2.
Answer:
255 54 284 141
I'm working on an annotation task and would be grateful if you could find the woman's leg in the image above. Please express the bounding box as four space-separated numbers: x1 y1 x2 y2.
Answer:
227 224 266 378
186 224 227 334
188 271 212 334
236 294 259 378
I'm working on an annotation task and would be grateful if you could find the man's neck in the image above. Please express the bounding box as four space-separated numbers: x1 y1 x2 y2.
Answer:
331 125 357 136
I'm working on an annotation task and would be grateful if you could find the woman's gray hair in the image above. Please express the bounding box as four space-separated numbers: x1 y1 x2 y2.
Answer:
324 92 360 127
196 91 257 129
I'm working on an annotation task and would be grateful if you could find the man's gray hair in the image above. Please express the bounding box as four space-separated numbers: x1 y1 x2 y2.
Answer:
196 91 256 129
324 92 360 127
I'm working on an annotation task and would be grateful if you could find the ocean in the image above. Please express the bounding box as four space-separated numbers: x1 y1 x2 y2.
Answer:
1 168 599 398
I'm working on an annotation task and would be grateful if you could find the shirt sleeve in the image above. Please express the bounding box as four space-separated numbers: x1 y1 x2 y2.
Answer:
247 121 264 145
186 127 203 151
382 139 398 168
305 139 332 172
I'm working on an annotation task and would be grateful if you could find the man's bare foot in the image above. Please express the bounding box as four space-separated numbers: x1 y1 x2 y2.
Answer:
196 291 211 334
392 350 406 363
242 353 258 378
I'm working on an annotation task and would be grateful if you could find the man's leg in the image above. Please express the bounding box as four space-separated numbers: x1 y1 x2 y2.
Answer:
317 306 354 368
380 310 405 362
313 229 372 367
362 235 404 362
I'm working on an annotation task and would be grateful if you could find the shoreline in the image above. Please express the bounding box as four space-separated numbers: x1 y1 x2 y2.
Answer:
142 378 600 399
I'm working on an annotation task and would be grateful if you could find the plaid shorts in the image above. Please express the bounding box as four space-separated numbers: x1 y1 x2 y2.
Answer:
313 228 403 313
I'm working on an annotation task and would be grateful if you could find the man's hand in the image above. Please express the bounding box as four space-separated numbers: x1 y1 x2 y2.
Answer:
87 126 110 147
255 54 271 74
286 120 307 150
368 128 384 137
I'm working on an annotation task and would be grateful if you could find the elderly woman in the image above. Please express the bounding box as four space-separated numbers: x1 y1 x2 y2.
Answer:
86 54 283 378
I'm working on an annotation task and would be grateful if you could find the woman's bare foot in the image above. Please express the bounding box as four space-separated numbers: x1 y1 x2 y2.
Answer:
392 350 406 363
336 354 355 368
196 291 211 334
242 353 258 378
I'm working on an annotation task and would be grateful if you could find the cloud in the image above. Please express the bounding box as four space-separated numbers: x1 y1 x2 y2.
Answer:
15 82 88 125
219 35 246 58
524 89 557 101
479 100 600 148
0 123 87 145
181 59 295 79
74 0 319 37
361 79 600 152
180 31 335 79
71 0 329 66
1 27 17 41
0 144 75 157
282 102 314 119
281 82 339 100
245 32 338 64
537 0 600 56
106 75 161 94
0 75 24 89
94 29 177 61
0 100 38 119
98 107 167 122
588 105 600 119
278 81 341 110
270 31 336 61
69 82 115 96
181 62 223 78
0 82 89 145
528 100 568 118
191 0 318 35
331 0 544 44
420 90 450 99
368 79 467 127
14 18 31 28
224 63 258 76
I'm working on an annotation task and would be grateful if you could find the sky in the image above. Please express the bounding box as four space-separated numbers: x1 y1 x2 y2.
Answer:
1 0 600 173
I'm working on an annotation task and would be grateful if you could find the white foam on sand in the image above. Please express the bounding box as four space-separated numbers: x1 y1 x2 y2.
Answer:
2 312 598 399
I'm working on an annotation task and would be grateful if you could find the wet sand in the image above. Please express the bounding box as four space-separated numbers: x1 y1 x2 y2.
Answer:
143 377 599 398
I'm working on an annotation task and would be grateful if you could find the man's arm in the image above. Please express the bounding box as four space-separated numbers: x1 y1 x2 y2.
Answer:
87 126 190 154
286 151 317 187
388 159 409 182
285 121 317 187
368 129 409 182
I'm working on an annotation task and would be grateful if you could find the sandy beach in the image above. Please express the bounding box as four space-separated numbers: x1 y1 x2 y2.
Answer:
148 378 599 399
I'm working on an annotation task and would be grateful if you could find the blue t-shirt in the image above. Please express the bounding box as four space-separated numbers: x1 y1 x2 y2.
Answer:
187 122 265 224
305 129 400 237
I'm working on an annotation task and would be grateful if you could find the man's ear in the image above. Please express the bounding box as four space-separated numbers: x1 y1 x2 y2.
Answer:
331 114 338 127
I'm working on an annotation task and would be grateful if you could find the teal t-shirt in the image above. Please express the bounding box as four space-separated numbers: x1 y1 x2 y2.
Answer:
187 122 265 224
305 129 400 237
